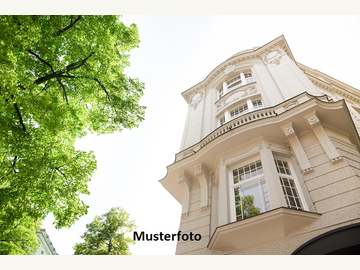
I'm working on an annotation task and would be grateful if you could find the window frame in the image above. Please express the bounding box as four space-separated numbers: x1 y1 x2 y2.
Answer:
228 155 270 222
229 102 248 119
274 157 308 211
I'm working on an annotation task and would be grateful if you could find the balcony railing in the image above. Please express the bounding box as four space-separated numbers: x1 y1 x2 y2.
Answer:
218 77 256 100
175 92 333 162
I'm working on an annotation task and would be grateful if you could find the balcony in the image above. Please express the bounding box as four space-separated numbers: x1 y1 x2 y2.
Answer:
217 77 256 102
208 207 320 252
175 92 333 162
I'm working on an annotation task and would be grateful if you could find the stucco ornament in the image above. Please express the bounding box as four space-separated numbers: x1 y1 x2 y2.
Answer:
190 91 203 110
283 99 299 110
283 125 295 137
306 114 320 126
224 64 236 74
263 49 283 65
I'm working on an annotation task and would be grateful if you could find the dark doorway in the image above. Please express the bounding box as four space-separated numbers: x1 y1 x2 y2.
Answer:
292 223 360 255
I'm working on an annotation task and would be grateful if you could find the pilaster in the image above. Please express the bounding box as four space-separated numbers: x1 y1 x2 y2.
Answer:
281 122 313 174
193 163 210 209
217 160 229 226
304 112 342 162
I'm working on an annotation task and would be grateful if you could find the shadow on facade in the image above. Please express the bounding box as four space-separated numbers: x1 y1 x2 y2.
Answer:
292 223 360 255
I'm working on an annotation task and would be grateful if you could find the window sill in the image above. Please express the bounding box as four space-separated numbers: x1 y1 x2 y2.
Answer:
208 207 320 251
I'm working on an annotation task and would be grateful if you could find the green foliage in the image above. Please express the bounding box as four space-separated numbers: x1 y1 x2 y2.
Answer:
0 16 145 254
74 207 135 255
0 217 40 255
240 195 261 219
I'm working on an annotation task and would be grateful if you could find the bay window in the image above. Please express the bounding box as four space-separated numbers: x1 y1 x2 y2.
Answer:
275 159 303 210
229 155 306 223
231 159 270 221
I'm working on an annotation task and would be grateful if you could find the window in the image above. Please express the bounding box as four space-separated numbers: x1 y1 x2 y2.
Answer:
244 71 252 78
275 159 303 210
231 160 270 221
252 99 263 109
226 75 242 89
230 103 248 118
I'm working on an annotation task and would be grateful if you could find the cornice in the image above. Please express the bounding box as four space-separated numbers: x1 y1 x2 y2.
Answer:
181 35 294 104
172 92 345 165
298 63 360 104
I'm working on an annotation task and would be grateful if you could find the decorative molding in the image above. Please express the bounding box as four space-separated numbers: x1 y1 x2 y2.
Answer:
190 90 204 110
304 112 342 163
282 123 295 137
263 49 284 65
193 163 210 209
306 114 320 126
281 122 313 174
215 84 258 114
283 99 299 110
224 64 236 75
182 36 294 103
177 172 192 215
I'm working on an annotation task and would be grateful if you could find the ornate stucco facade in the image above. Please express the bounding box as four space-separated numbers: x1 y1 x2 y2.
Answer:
161 36 360 254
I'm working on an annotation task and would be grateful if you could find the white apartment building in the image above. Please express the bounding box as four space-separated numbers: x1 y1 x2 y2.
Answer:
161 35 360 254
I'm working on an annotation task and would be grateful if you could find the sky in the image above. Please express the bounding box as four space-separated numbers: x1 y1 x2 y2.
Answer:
43 15 360 255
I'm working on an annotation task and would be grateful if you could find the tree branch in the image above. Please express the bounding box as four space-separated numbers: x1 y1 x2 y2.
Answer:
34 52 94 85
56 16 82 36
11 156 18 174
65 52 94 72
107 238 113 253
28 50 55 72
63 75 111 101
56 78 69 104
55 168 67 179
13 103 27 133
80 76 111 101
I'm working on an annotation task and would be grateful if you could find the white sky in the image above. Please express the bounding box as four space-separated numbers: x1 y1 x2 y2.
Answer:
43 15 360 255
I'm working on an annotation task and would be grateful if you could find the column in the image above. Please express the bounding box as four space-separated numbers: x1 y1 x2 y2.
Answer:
224 110 231 122
247 98 254 112
240 72 246 86
259 143 287 209
217 160 229 226
222 81 228 95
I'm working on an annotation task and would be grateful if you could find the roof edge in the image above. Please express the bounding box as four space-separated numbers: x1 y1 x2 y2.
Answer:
181 35 294 103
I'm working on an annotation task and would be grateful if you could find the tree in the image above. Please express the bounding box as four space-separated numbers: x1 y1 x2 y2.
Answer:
74 207 135 255
0 16 145 254
238 195 261 220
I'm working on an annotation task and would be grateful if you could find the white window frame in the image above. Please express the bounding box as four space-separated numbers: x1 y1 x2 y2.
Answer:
229 102 248 119
228 155 270 222
226 74 242 90
251 98 263 110
274 157 308 211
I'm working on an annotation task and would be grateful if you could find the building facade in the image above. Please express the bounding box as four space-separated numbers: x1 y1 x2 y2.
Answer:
160 36 360 254
33 229 57 255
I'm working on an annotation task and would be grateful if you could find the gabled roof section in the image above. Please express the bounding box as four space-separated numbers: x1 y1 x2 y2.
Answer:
181 35 295 103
